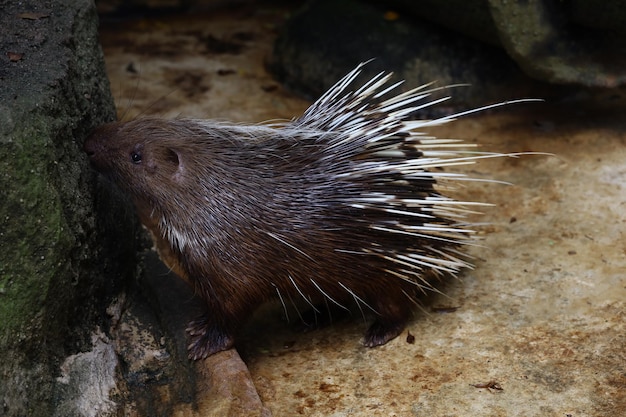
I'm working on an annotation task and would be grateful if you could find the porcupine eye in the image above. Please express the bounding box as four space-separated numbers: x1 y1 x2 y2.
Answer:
130 143 143 164
130 151 142 164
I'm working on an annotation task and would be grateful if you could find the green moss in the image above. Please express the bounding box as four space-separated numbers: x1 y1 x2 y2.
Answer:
0 0 136 415
1 124 56 335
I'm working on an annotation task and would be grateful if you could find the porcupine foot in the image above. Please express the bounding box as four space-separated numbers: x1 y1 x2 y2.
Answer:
186 316 234 360
363 319 408 347
363 301 412 347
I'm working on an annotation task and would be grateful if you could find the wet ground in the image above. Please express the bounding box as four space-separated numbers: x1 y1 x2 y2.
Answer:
100 5 626 416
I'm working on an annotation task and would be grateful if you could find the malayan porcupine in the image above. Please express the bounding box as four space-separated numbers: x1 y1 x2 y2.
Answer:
84 63 534 360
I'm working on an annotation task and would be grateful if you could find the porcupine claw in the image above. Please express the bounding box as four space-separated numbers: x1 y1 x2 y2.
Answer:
186 316 235 360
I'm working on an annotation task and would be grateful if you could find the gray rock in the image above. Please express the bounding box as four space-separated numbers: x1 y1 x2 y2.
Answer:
487 0 626 87
385 0 626 87
268 0 531 111
0 0 136 415
270 0 626 103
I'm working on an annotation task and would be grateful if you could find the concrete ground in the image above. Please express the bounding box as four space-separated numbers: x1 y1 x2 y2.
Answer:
99 6 626 416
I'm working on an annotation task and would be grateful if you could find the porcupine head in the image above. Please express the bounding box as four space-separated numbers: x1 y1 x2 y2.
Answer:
85 63 506 360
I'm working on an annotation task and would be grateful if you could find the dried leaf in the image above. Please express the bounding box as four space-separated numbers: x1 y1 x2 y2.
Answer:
7 52 23 62
18 12 50 20
383 11 399 21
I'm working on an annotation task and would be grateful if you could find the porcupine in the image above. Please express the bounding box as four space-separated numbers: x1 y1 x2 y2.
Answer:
84 63 531 360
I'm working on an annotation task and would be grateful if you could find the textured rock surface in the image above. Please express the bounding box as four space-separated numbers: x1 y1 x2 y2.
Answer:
487 0 626 87
269 0 529 110
271 0 626 93
0 0 136 415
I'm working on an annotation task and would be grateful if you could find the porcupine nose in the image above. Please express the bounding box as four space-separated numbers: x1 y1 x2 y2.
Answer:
83 123 119 171
83 131 105 168
83 135 97 158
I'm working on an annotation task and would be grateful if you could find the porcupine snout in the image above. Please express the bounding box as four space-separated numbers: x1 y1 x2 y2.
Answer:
84 122 122 173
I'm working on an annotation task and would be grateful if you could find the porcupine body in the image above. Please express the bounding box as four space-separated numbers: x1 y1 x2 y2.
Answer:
85 63 506 359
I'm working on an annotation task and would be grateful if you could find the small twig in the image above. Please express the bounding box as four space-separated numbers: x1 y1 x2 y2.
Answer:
470 380 503 393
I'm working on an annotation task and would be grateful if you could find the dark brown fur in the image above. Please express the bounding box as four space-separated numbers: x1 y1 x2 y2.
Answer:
84 117 440 359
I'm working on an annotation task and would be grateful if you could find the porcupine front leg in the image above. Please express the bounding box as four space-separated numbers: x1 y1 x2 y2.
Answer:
184 275 245 359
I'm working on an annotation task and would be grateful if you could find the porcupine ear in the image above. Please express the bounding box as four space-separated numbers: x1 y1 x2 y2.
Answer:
164 147 185 182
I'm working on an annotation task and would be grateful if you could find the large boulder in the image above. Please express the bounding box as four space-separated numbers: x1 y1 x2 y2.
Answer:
0 1 136 415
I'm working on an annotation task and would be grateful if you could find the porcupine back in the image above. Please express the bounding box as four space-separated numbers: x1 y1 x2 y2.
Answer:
85 63 524 359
